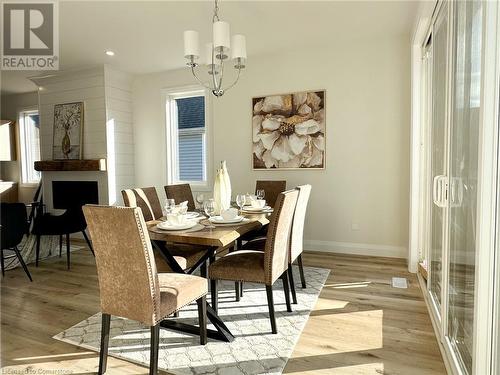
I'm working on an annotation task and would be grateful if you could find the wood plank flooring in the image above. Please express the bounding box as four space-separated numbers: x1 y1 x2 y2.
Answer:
1 250 446 375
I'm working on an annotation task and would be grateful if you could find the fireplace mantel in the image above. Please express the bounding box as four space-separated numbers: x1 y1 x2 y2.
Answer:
34 159 107 172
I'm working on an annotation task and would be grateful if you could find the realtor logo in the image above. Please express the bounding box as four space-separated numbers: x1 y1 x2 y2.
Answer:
1 1 59 70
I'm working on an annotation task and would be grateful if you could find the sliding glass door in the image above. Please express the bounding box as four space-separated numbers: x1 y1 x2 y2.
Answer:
446 1 483 373
429 2 450 312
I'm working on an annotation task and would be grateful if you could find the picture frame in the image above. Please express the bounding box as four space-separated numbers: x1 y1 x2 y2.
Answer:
52 101 84 160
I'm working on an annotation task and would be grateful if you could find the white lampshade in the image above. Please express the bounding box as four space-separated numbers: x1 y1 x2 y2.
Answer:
231 34 247 59
205 43 215 65
213 21 230 51
183 30 199 58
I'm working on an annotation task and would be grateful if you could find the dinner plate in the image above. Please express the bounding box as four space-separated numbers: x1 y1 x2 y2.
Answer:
185 211 200 219
241 206 272 212
156 220 197 231
208 215 244 224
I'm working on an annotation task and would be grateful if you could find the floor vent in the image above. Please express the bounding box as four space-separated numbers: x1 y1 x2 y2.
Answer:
392 277 408 289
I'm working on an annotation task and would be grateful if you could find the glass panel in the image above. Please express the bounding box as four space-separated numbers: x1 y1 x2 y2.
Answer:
447 1 482 373
174 96 206 182
22 111 41 183
429 4 449 308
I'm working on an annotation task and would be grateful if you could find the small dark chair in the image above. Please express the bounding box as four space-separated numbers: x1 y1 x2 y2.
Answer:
164 184 196 211
0 203 33 281
32 188 95 270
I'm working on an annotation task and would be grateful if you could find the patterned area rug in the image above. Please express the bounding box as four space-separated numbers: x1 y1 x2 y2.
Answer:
54 266 329 375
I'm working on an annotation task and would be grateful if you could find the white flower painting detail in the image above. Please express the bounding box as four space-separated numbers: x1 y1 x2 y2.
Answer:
252 91 325 169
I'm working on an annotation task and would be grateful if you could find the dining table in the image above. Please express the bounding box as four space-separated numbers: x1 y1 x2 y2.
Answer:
147 210 271 343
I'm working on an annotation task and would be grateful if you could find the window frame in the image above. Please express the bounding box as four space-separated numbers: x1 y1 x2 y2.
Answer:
162 85 212 191
18 106 41 187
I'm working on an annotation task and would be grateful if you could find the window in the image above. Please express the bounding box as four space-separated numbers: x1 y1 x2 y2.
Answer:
18 109 41 184
165 88 209 188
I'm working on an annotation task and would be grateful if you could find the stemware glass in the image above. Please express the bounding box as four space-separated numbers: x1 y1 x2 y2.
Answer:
256 189 265 200
236 194 246 213
196 193 205 210
164 198 175 215
203 199 216 228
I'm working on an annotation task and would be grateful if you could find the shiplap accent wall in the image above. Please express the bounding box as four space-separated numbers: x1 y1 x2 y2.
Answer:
33 65 134 210
104 66 134 205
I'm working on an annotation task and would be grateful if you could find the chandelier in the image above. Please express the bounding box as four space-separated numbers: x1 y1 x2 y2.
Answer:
183 0 247 97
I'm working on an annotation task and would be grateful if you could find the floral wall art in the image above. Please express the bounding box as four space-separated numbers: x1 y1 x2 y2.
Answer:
252 90 325 169
52 102 84 159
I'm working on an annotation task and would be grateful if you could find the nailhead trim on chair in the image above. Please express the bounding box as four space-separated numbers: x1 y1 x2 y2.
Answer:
132 207 161 325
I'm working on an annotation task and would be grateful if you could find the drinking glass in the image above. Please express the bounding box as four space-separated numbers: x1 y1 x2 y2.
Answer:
203 199 216 228
164 198 175 215
196 193 205 210
256 189 265 200
236 194 246 213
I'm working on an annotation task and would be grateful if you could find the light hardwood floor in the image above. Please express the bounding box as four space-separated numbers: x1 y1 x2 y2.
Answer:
1 249 446 374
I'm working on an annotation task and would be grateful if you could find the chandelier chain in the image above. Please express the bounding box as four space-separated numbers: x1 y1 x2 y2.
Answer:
212 0 220 23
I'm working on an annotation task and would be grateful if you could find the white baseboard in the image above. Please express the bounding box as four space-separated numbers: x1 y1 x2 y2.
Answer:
304 239 407 259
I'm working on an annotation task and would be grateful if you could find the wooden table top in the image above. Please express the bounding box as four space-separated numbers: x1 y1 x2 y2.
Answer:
147 212 271 248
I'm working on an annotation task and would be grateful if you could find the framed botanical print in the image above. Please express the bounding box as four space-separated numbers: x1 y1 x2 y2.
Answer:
252 90 325 169
52 102 84 160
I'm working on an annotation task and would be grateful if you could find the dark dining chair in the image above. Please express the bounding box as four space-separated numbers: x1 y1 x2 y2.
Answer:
0 203 33 281
32 193 95 270
255 180 287 208
164 184 196 211
209 189 298 334
83 205 208 375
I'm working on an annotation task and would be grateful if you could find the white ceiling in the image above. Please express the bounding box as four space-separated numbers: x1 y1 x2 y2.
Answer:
0 0 419 95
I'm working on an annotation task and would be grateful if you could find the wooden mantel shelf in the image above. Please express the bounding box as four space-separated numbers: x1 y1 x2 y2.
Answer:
34 159 106 172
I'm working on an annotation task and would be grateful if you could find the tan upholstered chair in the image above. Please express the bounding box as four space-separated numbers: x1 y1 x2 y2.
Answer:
255 180 287 208
164 184 196 211
209 189 298 334
241 185 312 304
122 187 206 272
121 187 163 221
83 205 208 375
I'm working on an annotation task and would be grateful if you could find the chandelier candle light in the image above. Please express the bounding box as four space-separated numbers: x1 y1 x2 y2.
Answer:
183 0 247 97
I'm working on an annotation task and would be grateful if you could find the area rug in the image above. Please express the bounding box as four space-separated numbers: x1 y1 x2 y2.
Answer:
54 266 330 375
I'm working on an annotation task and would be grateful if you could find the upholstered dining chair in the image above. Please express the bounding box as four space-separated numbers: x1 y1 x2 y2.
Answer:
164 184 196 211
83 205 208 375
209 189 298 334
121 187 205 272
255 180 287 208
241 185 312 304
121 187 163 221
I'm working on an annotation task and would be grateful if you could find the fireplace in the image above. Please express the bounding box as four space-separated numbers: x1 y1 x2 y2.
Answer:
52 181 99 209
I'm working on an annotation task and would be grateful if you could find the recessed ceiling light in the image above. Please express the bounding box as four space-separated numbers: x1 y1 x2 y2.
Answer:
105 50 115 56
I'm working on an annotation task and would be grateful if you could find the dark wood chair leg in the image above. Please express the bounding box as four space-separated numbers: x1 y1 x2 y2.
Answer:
13 246 33 282
98 313 111 374
150 324 160 375
235 282 241 302
35 235 41 267
82 230 94 256
265 285 277 334
281 271 292 312
297 254 306 288
59 235 63 257
210 279 218 314
240 282 244 297
288 266 297 304
197 295 207 345
0 249 5 277
66 233 70 270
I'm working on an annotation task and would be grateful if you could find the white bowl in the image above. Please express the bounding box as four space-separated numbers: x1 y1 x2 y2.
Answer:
221 207 239 221
251 199 266 209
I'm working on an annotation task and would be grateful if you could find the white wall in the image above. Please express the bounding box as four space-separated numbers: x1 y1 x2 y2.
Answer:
104 66 135 205
132 35 411 258
34 67 109 210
